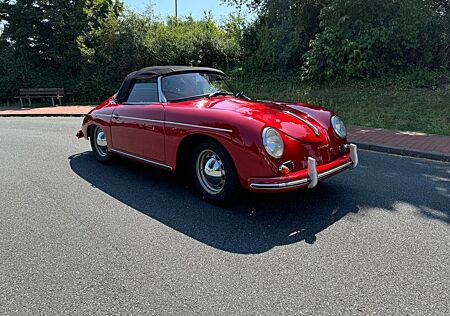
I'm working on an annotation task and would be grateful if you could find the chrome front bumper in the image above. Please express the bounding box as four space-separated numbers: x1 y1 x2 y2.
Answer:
250 144 358 190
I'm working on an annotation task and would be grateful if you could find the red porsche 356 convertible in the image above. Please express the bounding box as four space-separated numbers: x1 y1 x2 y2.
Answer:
77 66 358 203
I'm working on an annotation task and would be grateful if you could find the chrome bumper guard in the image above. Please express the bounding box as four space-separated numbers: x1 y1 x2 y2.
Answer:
307 157 318 189
250 144 358 190
349 143 358 169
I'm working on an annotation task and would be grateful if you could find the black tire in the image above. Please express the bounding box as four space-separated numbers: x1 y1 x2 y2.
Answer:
191 141 241 205
89 125 112 163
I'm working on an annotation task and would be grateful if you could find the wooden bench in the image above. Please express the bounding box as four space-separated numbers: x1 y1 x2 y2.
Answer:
15 88 64 107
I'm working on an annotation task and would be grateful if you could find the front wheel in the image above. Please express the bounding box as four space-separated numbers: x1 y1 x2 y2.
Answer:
90 125 112 163
191 141 241 204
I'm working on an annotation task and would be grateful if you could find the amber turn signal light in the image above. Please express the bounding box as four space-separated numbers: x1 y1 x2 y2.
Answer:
279 165 290 175
279 160 295 175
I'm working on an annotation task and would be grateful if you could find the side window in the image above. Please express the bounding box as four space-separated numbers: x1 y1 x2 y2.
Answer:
126 78 159 104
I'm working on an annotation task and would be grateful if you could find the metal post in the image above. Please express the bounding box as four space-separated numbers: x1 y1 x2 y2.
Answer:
175 0 178 18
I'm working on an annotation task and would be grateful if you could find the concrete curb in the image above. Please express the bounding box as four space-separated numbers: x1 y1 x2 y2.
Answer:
354 142 450 162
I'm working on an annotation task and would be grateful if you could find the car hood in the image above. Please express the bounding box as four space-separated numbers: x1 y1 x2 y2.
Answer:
208 97 334 143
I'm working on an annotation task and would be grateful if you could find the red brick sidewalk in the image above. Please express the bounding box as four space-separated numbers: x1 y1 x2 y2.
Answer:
0 105 94 116
1 106 449 161
348 126 450 161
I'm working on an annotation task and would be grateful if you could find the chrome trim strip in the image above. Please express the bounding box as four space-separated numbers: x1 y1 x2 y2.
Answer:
167 121 233 133
119 115 164 124
110 149 173 170
123 102 159 105
250 160 353 190
283 111 320 137
318 161 353 179
250 178 309 190
117 115 233 133
93 114 112 119
92 113 232 133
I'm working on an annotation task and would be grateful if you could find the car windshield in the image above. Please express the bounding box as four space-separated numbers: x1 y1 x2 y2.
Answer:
161 72 235 101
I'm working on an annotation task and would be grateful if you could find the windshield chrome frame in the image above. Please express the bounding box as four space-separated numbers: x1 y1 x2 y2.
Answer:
157 76 167 102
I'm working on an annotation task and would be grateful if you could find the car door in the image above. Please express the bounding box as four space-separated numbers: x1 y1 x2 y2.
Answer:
110 77 166 163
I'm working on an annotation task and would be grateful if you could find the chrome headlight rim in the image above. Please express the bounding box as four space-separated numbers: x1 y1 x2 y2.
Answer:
262 127 284 159
331 116 347 139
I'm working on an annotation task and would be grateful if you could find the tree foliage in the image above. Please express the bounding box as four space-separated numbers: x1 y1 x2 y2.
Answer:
229 0 324 71
0 0 122 70
0 1 242 101
228 0 450 80
302 0 450 80
1 0 449 103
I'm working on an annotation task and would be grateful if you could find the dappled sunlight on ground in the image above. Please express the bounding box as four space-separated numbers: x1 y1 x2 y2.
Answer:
397 131 428 136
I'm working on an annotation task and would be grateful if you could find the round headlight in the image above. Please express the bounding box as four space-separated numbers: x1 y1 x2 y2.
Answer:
331 116 347 139
262 127 284 158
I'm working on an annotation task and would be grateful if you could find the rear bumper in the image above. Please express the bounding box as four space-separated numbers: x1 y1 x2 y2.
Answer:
248 144 358 192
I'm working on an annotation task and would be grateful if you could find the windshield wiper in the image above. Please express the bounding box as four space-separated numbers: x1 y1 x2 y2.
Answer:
236 91 252 101
208 90 234 98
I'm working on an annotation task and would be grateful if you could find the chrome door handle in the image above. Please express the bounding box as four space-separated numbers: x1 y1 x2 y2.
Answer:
112 114 120 120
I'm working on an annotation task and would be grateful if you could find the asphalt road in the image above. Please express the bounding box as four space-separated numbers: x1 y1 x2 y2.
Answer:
0 117 449 315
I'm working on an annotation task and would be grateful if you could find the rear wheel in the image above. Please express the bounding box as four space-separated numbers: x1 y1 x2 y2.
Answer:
90 125 112 163
191 141 241 204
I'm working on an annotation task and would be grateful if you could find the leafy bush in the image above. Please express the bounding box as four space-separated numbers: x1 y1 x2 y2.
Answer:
302 0 449 80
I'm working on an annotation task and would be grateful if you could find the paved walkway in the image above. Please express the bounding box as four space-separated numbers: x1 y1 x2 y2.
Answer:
0 105 95 116
1 106 449 161
347 126 450 161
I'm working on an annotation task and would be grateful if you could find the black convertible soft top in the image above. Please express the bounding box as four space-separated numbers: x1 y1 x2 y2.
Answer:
115 66 225 103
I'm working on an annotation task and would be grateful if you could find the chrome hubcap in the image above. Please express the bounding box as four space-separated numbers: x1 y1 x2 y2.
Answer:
96 131 107 147
94 127 108 157
196 149 226 195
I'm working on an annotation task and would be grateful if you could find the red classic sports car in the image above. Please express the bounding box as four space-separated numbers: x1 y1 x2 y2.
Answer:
77 66 358 203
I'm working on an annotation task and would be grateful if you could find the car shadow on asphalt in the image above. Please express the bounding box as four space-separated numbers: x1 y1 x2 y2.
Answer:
69 151 361 254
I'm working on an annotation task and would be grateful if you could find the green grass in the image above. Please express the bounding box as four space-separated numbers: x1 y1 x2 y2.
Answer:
231 71 450 136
